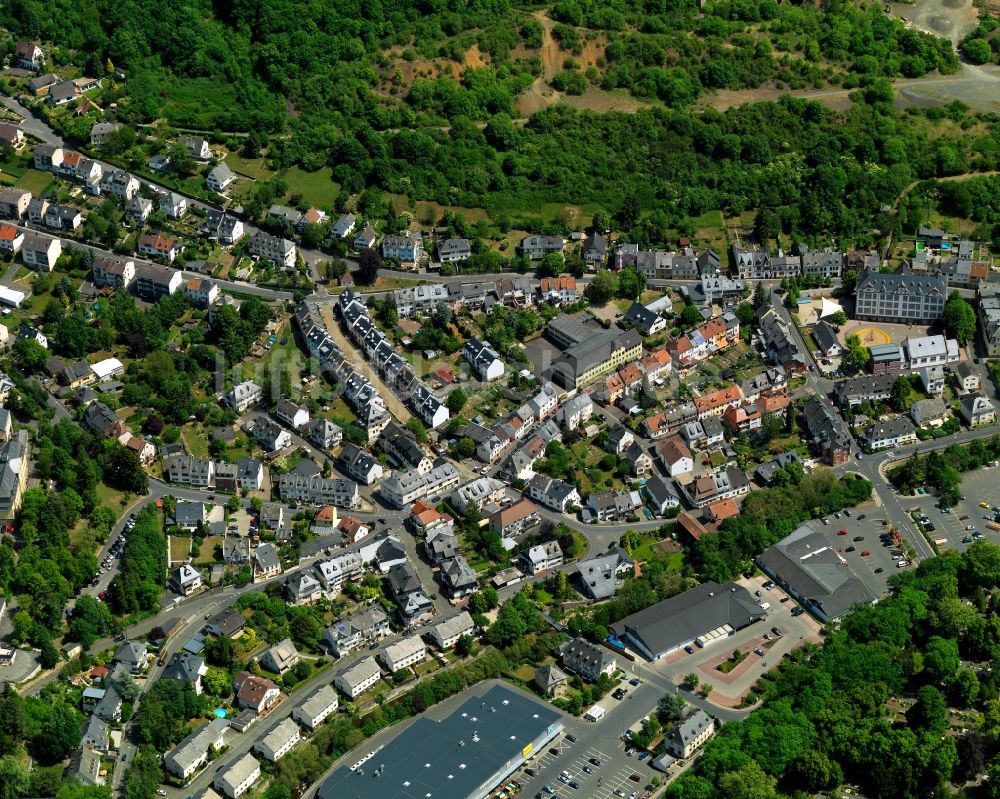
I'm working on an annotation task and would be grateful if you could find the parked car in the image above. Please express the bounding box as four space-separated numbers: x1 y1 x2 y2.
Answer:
853 536 864 542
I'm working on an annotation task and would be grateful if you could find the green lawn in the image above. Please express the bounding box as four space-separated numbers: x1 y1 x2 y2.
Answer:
16 169 55 195
282 165 340 208
225 152 272 180
181 426 210 458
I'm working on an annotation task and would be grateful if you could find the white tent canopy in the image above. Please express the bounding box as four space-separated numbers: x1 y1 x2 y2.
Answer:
819 297 843 319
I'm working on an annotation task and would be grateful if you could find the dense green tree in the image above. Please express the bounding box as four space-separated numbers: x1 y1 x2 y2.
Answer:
943 292 976 345
585 269 618 304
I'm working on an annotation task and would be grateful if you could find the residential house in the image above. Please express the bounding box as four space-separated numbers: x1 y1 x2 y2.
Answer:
666 711 715 759
353 223 377 250
339 443 383 485
93 686 122 722
338 516 371 546
559 638 617 682
302 418 343 450
644 474 681 515
278 474 360 508
961 394 997 427
833 373 896 407
285 571 323 605
488 499 540 541
911 398 949 429
655 435 693 477
81 715 110 752
173 500 207 531
248 231 296 268
330 213 357 240
334 656 381 700
539 275 578 304
134 263 182 298
0 123 23 150
903 334 959 369
170 564 204 596
226 380 263 413
623 441 654 477
0 430 27 520
582 233 608 267
201 210 245 244
519 235 564 260
261 504 286 533
382 231 423 262
275 398 309 430
694 386 743 419
378 636 427 673
92 255 135 289
0 187 31 220
379 422 432 473
27 73 58 95
165 741 223 785
164 455 215 487
160 192 188 219
254 543 282 579
519 540 564 575
623 302 667 336
464 336 505 381
0 225 23 254
292 685 339 730
13 41 44 70
803 397 852 465
205 609 246 639
207 163 235 193
955 361 980 393
84 401 127 439
429 611 475 650
214 754 260 799
47 80 79 106
33 143 62 170
237 458 265 491
410 383 449 429
438 237 471 263
258 639 299 675
66 749 102 787
322 607 390 657
440 554 479 598
253 719 300 763
534 665 569 699
20 233 60 271
252 416 292 451
526 474 580 512
126 195 152 226
812 320 842 357
89 121 120 146
163 653 208 695
576 549 633 600
184 278 220 307
606 426 634 456
100 169 139 200
137 232 180 262
180 136 212 160
681 468 750 509
234 672 281 712
113 640 148 674
862 418 918 450
920 365 945 395
559 393 594 431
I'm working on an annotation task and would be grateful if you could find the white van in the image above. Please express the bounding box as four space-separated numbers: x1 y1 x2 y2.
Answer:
896 561 909 568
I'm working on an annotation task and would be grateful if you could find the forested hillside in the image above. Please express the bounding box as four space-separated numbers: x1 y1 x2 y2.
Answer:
2 0 990 246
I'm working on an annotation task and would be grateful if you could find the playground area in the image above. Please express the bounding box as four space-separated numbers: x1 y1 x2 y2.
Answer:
849 326 892 347
840 320 937 347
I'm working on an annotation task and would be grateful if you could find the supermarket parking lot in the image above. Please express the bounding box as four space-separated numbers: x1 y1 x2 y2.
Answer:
810 511 903 591
905 467 1000 554
517 682 663 799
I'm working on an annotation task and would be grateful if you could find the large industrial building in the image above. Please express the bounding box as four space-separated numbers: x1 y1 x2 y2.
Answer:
317 684 562 799
757 522 878 622
611 581 764 661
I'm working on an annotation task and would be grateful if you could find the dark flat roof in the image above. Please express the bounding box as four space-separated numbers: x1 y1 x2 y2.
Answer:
316 683 562 799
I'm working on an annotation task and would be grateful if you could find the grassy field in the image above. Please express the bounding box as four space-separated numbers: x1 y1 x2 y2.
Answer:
169 535 191 563
181 427 210 458
282 166 340 208
224 152 272 180
16 168 55 195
